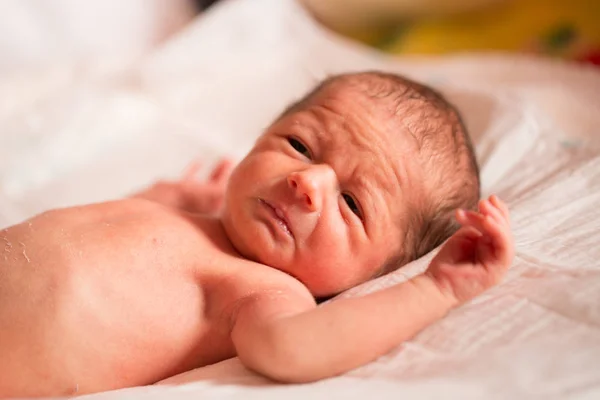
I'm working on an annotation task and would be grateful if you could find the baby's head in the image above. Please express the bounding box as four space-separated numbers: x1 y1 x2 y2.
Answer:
222 71 479 297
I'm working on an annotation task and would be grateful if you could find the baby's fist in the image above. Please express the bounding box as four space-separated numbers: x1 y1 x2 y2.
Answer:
425 195 514 304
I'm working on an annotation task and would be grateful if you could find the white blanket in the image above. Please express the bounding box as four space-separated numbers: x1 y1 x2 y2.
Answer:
1 0 600 398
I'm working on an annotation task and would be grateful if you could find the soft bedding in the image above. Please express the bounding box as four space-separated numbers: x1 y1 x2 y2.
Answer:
1 0 599 398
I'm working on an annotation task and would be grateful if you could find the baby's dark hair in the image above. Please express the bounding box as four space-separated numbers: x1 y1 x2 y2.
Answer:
284 71 480 275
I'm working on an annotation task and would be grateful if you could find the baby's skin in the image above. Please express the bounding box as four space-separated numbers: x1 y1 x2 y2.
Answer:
0 82 513 397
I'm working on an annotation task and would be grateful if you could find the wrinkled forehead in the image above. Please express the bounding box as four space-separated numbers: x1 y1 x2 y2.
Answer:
302 81 415 145
300 82 420 183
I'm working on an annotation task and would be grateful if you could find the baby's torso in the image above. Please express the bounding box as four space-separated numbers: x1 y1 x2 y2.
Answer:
0 199 302 396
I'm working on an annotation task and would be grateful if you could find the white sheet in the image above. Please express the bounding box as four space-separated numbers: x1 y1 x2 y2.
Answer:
1 0 600 398
0 0 196 72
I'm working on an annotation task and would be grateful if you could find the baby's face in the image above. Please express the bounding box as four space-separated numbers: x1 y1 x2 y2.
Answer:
222 84 421 296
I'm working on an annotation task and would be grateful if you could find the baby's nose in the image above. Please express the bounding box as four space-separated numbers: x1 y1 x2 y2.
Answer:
287 165 336 211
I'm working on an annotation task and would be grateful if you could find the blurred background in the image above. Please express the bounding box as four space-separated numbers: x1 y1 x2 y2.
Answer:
0 0 598 72
0 0 598 223
302 0 600 66
0 0 196 71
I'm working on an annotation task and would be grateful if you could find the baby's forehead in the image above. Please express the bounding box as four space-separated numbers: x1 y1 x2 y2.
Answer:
302 80 448 183
310 82 416 137
295 83 418 156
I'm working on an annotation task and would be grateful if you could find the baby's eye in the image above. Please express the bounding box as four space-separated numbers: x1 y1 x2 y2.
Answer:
342 193 362 219
288 137 311 159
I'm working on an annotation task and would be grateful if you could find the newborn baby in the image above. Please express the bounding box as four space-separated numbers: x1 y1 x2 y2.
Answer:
0 72 513 397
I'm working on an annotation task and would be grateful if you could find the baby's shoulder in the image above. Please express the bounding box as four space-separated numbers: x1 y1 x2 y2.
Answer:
215 258 312 298
205 259 315 322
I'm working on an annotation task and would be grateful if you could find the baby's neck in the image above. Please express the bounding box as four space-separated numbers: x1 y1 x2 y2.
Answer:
192 215 242 258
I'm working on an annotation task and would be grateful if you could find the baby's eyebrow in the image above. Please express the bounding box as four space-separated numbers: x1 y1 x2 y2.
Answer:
361 159 400 217
301 107 339 143
300 120 327 145
351 174 380 230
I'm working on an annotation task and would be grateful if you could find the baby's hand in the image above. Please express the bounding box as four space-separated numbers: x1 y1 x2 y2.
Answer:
134 158 235 215
179 158 235 215
425 195 514 305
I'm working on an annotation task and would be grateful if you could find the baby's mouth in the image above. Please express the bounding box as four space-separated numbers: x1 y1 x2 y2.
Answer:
258 199 294 238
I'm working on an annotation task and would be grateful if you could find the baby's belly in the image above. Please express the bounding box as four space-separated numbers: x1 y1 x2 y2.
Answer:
0 202 234 396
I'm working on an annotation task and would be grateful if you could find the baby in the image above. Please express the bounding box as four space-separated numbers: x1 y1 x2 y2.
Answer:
0 71 513 397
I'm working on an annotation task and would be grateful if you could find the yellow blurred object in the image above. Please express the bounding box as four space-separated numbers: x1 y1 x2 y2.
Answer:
302 0 504 44
303 0 600 65
386 0 600 56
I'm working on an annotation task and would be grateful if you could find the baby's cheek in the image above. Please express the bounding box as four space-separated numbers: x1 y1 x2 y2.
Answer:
238 151 288 183
303 236 359 289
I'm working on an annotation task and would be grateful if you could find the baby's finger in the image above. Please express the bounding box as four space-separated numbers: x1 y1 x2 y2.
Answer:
489 195 510 223
479 198 507 227
457 225 484 240
182 160 203 181
209 159 235 184
481 215 513 266
456 209 487 233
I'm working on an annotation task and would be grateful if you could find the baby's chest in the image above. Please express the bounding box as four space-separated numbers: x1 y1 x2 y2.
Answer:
60 247 239 372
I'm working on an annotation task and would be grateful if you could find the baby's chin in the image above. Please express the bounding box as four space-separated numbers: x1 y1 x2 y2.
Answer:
286 265 363 298
221 215 288 270
221 210 363 296
244 248 333 294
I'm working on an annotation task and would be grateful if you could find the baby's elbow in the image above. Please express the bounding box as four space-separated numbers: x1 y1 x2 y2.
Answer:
242 351 322 384
235 328 323 384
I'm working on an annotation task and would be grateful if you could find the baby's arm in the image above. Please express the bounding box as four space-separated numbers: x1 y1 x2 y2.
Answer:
132 159 234 215
232 195 513 382
232 274 454 382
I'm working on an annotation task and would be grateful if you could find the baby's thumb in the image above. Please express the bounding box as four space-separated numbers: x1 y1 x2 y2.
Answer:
210 159 235 184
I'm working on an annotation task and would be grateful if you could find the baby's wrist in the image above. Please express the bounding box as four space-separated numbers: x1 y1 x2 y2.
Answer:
414 273 460 309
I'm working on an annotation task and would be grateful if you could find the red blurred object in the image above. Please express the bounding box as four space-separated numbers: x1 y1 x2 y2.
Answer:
577 49 600 66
